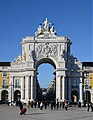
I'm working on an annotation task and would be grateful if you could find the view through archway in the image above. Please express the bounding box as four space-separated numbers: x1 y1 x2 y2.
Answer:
37 63 56 100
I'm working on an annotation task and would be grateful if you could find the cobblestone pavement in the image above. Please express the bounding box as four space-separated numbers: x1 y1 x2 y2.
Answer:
0 105 93 120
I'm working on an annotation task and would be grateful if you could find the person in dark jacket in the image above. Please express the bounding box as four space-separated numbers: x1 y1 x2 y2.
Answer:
18 100 27 115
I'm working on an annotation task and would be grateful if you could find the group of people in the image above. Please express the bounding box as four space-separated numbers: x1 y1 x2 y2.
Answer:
27 99 68 111
17 99 93 115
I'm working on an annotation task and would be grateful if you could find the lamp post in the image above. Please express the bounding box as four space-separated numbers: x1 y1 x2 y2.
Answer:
10 81 13 106
10 81 14 106
11 82 12 106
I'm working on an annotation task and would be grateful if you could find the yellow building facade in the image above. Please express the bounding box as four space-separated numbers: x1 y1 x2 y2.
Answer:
90 73 93 89
82 62 93 103
0 62 11 102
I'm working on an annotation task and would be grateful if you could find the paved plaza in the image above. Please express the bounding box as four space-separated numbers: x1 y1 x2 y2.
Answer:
0 105 93 120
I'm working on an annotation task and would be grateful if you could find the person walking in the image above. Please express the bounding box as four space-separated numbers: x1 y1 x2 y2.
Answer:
18 100 27 115
90 103 93 112
87 102 90 112
40 101 43 110
64 102 68 111
27 100 30 108
44 101 47 110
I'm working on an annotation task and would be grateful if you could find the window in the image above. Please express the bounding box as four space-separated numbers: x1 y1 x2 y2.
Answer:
3 72 7 76
72 79 77 88
2 80 8 88
15 79 21 88
85 79 90 89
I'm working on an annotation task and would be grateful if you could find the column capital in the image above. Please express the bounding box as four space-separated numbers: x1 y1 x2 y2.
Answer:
61 75 66 78
25 75 30 77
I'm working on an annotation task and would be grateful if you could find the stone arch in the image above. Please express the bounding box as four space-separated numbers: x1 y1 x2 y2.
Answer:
1 90 8 102
36 57 57 69
35 57 56 100
14 90 21 101
71 90 78 103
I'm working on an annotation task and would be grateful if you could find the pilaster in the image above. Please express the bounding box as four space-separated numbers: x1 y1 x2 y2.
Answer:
62 75 65 101
68 77 71 101
31 75 34 100
21 77 24 100
79 73 83 103
25 75 29 100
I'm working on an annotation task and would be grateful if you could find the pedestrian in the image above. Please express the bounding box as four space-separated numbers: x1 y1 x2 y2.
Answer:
30 101 33 108
27 100 30 108
56 99 59 109
40 101 43 110
87 102 90 112
59 100 62 109
62 101 65 109
78 101 81 108
44 101 47 110
18 100 27 115
90 103 93 112
64 102 68 111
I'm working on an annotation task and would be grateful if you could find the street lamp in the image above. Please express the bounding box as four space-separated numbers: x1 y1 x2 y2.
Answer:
9 81 14 106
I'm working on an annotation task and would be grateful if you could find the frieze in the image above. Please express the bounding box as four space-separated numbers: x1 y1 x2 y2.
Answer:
30 43 66 61
36 43 58 58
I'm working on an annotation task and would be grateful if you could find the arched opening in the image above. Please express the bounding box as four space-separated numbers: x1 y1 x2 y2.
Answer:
1 90 8 102
14 90 21 101
86 90 91 103
71 90 78 103
36 58 56 101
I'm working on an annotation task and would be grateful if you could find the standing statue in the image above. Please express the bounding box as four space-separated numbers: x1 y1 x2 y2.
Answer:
35 23 43 36
50 24 56 35
43 18 51 31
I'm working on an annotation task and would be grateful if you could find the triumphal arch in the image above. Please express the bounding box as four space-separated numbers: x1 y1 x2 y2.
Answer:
10 18 83 103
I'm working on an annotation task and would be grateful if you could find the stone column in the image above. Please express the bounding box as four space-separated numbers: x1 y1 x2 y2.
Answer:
9 76 14 105
21 77 24 100
25 76 29 100
60 76 62 100
56 74 61 100
62 75 65 101
31 75 34 100
91 90 93 103
29 76 31 99
79 74 83 103
68 77 71 101
33 75 37 99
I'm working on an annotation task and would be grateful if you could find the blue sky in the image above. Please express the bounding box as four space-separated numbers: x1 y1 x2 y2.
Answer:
0 0 92 87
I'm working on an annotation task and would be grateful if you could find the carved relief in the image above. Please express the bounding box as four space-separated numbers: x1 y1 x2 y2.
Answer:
36 44 42 53
35 43 58 59
29 43 66 62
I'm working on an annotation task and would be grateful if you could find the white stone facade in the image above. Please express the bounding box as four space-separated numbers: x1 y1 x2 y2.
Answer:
0 18 83 103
